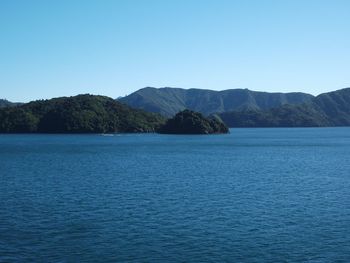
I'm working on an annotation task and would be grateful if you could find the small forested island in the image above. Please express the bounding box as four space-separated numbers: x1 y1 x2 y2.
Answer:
0 94 166 133
158 110 229 134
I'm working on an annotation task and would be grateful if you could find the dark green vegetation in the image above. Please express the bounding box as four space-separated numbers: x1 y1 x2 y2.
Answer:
2 87 350 132
159 110 229 134
218 88 350 127
0 95 165 133
119 87 314 117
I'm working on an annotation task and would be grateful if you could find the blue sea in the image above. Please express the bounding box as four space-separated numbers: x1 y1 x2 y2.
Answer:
0 128 350 262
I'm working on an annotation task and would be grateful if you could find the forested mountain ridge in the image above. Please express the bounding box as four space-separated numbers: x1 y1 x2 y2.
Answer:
313 88 350 126
0 94 165 133
218 88 350 127
118 87 314 117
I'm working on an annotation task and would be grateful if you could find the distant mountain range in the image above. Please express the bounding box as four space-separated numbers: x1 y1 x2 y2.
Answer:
118 87 314 116
218 88 350 127
119 87 350 127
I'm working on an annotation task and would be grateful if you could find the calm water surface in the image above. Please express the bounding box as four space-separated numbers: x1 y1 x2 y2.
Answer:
0 128 350 262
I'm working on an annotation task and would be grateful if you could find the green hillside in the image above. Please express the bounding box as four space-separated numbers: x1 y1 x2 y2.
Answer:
218 88 350 127
0 94 165 133
118 87 314 116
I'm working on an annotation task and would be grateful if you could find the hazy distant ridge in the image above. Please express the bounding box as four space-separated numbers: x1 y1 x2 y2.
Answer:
0 99 21 108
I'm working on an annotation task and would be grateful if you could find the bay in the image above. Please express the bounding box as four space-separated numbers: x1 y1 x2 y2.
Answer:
0 128 350 262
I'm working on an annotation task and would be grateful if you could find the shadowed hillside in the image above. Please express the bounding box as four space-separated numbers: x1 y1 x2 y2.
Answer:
0 99 22 108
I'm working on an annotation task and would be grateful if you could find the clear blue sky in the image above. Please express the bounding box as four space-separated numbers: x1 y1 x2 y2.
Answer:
1 0 349 102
